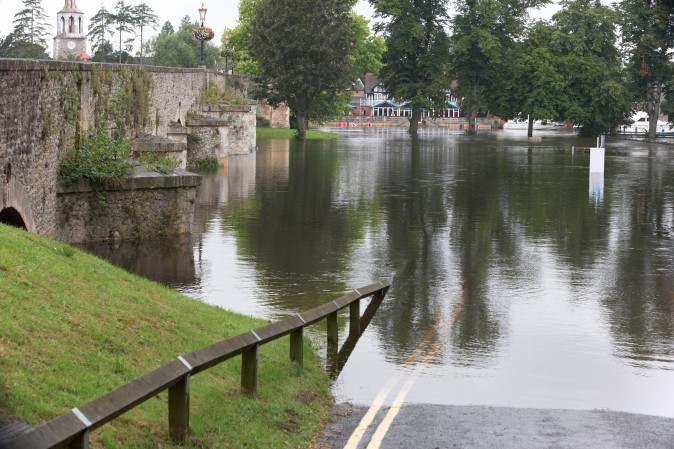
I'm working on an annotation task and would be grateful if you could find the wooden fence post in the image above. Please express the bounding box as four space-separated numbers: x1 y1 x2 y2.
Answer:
241 345 259 396
327 312 338 360
290 327 304 367
168 374 190 443
349 300 360 336
68 431 89 449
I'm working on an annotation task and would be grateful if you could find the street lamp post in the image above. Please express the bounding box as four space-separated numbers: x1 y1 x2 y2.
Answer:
224 35 229 74
198 3 207 68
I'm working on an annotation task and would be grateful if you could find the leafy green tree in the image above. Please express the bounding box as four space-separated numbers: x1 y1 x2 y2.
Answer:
551 0 631 135
351 14 385 79
372 0 451 134
148 18 220 68
12 0 50 49
249 0 356 138
220 0 259 75
131 3 158 59
619 0 674 138
449 0 549 130
494 21 567 137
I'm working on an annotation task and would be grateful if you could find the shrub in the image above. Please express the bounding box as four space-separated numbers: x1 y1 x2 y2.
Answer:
59 131 133 184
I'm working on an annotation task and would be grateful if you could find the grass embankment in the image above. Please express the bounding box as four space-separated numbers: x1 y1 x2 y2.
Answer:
0 224 331 448
256 128 341 140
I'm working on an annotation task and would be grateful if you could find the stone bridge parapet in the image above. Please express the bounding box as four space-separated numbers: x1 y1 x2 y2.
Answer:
0 58 252 242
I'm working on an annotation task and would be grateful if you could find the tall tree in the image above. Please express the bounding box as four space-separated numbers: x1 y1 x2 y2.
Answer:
620 0 674 138
371 0 451 134
552 0 631 135
449 0 549 131
221 0 259 75
131 3 158 60
88 6 113 57
494 21 568 137
111 0 135 63
12 0 50 49
249 0 356 138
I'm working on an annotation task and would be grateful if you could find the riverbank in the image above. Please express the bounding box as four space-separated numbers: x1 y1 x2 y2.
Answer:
257 128 342 139
0 224 332 448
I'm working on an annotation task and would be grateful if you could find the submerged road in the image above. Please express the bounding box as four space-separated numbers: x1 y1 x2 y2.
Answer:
319 403 674 449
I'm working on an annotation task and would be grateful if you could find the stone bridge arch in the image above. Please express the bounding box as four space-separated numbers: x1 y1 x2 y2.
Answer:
1 168 36 233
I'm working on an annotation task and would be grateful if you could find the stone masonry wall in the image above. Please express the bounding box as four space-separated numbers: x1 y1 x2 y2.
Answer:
257 102 290 128
187 103 257 165
56 169 200 243
0 59 228 241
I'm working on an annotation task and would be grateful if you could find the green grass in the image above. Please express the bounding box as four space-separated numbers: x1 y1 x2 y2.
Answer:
0 225 332 448
256 128 342 140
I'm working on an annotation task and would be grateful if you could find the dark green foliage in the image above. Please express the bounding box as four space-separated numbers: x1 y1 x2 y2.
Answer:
249 0 356 138
551 0 631 135
372 0 451 134
0 32 49 58
619 0 674 137
493 21 568 137
449 0 550 127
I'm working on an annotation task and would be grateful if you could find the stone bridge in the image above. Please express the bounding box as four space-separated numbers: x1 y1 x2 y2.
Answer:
0 59 268 243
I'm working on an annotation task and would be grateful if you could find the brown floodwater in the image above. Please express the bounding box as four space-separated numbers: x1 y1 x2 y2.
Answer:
83 128 674 417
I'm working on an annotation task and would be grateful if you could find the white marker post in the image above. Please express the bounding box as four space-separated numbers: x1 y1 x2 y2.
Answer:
589 135 605 173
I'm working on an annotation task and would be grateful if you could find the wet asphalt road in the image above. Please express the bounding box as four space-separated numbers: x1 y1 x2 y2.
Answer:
318 403 674 449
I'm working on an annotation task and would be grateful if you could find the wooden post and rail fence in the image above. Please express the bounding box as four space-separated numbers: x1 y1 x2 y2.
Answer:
3 278 393 449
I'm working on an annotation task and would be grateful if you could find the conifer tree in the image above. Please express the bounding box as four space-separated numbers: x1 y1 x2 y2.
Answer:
12 0 50 49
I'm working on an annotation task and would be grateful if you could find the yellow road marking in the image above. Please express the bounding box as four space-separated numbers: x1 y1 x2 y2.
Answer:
342 287 466 448
366 341 442 449
342 374 401 449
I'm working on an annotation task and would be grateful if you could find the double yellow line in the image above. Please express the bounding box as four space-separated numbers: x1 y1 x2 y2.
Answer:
343 298 464 449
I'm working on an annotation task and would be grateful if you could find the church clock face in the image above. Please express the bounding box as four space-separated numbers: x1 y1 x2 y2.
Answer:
67 41 76 50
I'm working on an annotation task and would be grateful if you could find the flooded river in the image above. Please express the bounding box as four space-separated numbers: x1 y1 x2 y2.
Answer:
84 129 674 417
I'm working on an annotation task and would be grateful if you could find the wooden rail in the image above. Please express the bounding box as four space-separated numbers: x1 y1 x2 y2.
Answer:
3 278 392 449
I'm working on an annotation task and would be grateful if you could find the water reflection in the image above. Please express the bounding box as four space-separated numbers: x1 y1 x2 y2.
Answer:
86 129 674 417
589 172 604 206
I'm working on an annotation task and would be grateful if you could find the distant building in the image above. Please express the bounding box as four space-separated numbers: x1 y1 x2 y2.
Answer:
348 73 462 119
53 0 88 59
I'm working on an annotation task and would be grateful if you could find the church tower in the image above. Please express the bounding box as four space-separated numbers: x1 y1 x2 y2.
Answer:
53 0 87 59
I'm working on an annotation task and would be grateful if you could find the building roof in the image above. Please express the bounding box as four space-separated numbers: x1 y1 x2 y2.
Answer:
58 0 83 14
363 73 381 95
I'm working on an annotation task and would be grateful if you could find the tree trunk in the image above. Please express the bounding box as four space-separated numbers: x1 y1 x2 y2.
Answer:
469 77 478 133
409 107 421 135
528 114 534 138
295 112 307 140
647 80 663 140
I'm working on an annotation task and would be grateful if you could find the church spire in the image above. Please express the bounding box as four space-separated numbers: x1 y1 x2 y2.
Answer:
58 0 83 14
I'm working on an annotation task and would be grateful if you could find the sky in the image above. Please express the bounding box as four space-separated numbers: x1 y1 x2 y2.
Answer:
0 0 572 57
